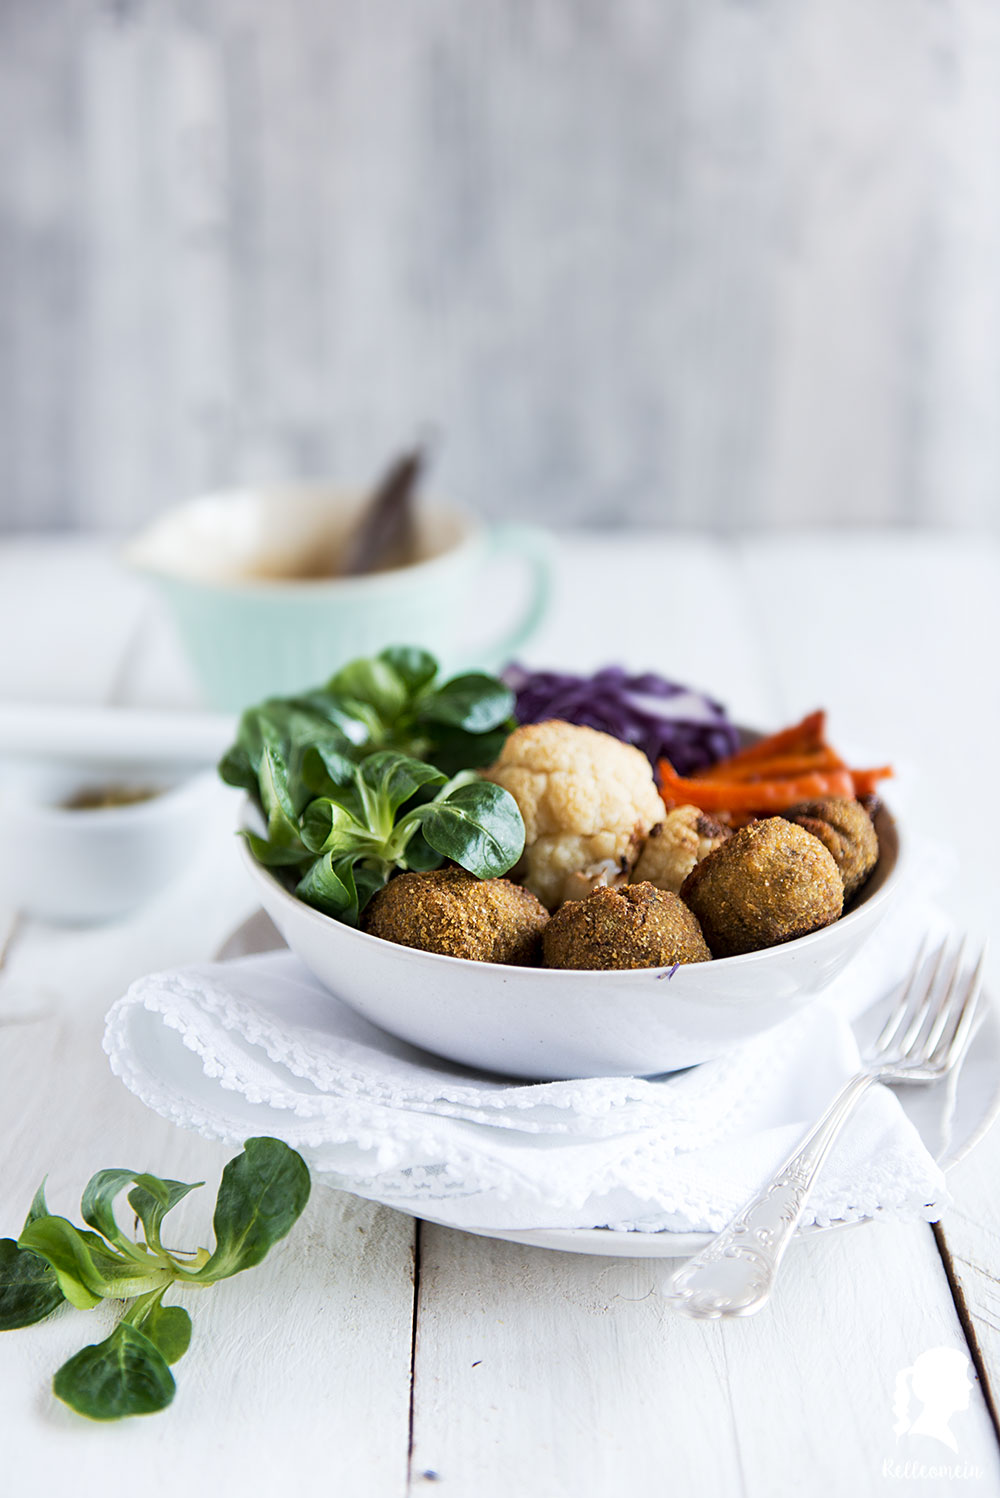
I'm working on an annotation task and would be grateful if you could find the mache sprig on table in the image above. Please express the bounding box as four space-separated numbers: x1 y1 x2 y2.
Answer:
218 646 526 925
0 1138 310 1420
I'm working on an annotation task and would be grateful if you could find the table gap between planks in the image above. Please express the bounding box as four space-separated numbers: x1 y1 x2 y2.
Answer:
0 533 998 1498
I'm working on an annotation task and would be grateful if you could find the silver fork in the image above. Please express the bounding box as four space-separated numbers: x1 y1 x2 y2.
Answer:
666 940 986 1320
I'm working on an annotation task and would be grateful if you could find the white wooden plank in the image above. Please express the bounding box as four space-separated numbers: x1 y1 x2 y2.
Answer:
0 817 416 1493
736 532 1000 954
80 4 234 530
730 1221 1000 1495
0 1 84 531
0 1013 414 1493
921 1 1000 528
5 2 1000 533
0 535 205 711
0 539 149 704
0 537 417 1492
153 16 235 509
739 530 1000 1416
932 1134 1000 1433
760 6 946 528
409 1226 742 1497
105 588 206 710
517 532 775 730
411 1221 1000 1497
77 4 163 532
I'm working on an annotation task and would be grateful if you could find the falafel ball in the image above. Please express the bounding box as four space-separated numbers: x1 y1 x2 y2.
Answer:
679 818 843 957
781 797 878 900
542 882 712 970
364 867 549 965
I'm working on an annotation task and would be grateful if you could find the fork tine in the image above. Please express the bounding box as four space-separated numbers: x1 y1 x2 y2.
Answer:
918 939 968 1059
935 946 987 1071
873 939 930 1055
895 942 949 1058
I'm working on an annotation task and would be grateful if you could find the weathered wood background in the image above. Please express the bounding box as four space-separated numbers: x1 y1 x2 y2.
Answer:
2 0 1000 535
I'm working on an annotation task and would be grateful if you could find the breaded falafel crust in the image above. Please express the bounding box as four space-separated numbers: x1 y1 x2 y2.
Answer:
364 867 549 965
542 882 712 970
679 817 843 957
781 797 878 900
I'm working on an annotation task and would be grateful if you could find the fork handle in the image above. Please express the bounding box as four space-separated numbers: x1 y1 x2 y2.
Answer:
667 1071 876 1319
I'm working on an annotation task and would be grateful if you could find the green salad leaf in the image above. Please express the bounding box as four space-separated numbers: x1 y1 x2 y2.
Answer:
220 648 525 925
0 1238 66 1330
25 1180 53 1227
239 831 313 868
418 672 517 733
299 799 370 858
133 1293 192 1364
258 741 306 850
127 1174 203 1255
82 1169 166 1260
2 1138 310 1421
378 644 438 694
219 646 515 800
411 779 526 878
0 1182 68 1331
188 1136 311 1283
216 742 257 797
357 750 448 826
18 1217 171 1308
53 1324 176 1420
296 853 370 924
328 655 411 724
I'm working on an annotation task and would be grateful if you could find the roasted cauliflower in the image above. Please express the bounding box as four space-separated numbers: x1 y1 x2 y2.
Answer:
631 805 731 894
484 720 665 909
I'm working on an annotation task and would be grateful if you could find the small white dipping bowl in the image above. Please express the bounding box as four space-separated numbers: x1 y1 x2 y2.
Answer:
0 762 221 924
239 805 902 1080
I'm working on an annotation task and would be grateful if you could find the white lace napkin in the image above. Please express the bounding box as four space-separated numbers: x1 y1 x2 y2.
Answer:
104 900 953 1235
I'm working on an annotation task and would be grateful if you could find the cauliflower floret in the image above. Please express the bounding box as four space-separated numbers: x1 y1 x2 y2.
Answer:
484 721 665 909
631 805 731 895
558 852 634 906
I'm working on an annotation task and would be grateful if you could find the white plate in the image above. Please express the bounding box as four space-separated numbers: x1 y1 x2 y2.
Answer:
217 910 1000 1258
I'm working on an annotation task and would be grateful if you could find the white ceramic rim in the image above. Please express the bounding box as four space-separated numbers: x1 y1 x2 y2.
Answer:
124 487 483 597
13 767 219 826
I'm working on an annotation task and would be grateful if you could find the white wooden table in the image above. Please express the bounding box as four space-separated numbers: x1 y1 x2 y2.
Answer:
1 530 998 1497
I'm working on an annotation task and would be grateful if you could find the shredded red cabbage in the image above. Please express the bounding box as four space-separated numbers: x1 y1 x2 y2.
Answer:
503 665 739 776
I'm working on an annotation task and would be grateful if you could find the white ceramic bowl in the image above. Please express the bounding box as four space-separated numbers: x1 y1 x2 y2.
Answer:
0 762 222 923
239 805 902 1080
